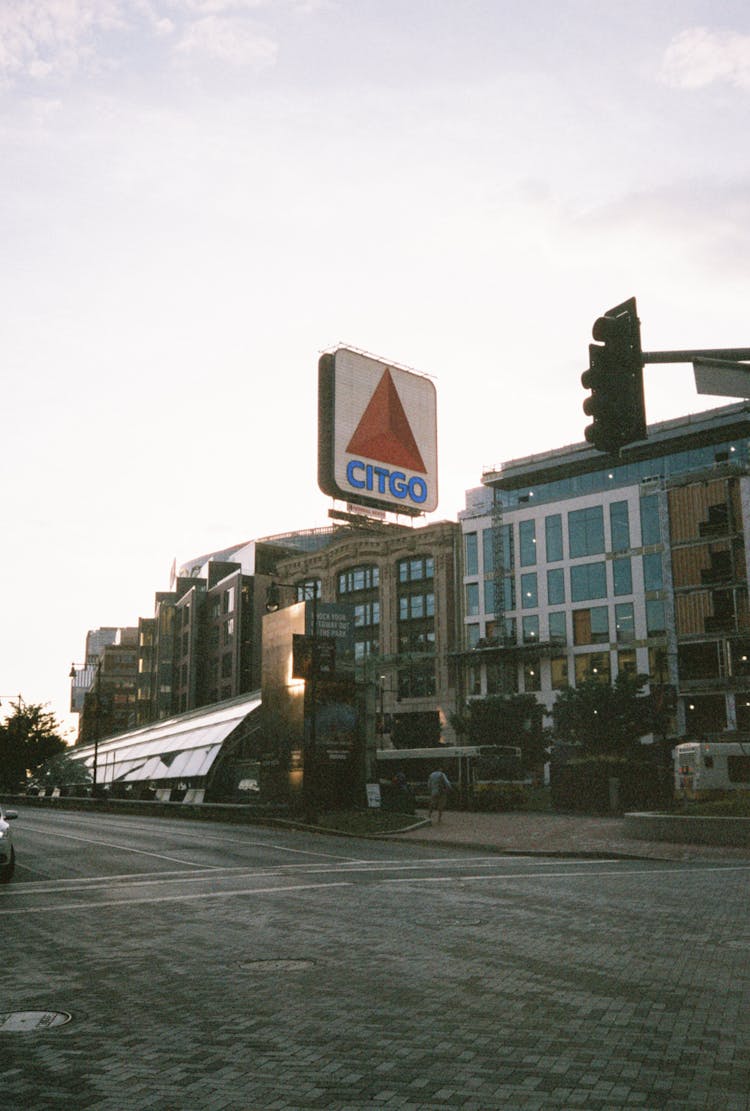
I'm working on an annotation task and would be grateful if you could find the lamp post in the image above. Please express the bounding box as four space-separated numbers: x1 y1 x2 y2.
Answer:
266 580 320 820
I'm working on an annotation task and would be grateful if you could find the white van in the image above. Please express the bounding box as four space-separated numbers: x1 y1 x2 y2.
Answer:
674 740 750 797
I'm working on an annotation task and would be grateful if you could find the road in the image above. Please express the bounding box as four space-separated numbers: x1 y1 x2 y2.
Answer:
2 806 749 1109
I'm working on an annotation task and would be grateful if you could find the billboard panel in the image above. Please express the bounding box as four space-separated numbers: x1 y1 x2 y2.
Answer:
319 348 438 515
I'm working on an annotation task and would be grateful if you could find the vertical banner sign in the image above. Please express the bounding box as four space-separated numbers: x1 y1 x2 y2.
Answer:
319 348 438 516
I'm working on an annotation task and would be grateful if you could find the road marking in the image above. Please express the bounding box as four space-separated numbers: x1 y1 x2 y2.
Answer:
381 862 750 884
0 880 353 916
2 856 542 899
16 827 209 867
16 819 365 862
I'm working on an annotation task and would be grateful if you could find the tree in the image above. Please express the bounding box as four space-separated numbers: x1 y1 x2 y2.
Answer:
551 672 655 757
35 752 92 792
451 693 548 773
0 700 67 793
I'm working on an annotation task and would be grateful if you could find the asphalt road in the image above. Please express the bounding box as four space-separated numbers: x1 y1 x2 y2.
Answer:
2 806 750 1109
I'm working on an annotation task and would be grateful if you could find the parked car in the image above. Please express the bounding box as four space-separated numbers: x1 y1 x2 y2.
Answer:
0 805 17 882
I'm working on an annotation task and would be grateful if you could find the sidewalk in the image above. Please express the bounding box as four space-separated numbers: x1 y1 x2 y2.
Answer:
394 808 750 862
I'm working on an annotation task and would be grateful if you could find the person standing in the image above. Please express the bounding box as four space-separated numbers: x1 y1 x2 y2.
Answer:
427 767 451 823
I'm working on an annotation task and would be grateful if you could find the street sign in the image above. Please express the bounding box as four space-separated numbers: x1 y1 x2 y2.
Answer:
694 357 750 398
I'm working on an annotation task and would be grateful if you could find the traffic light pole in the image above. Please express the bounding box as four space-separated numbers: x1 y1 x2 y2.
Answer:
642 347 750 365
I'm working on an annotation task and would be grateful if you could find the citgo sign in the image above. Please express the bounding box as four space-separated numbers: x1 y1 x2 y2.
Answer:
318 348 438 515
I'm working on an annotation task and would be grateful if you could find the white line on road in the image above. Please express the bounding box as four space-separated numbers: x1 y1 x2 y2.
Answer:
16 817 363 862
381 862 750 884
0 880 353 916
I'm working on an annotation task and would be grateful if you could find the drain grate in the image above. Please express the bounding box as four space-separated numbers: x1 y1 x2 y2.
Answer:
240 959 316 972
0 1011 72 1033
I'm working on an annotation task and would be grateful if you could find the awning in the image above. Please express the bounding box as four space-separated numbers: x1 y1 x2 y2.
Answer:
69 692 261 786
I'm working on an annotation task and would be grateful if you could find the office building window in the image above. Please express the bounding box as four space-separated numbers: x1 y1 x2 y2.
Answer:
617 649 638 676
465 583 480 617
551 655 569 689
570 561 607 602
466 624 481 649
523 662 541 692
615 603 635 643
339 565 379 593
569 506 605 558
613 558 632 596
646 599 666 636
482 528 495 573
573 606 609 646
465 532 478 576
545 513 563 562
522 615 539 643
484 580 495 615
547 568 565 606
519 520 537 566
640 494 661 546
398 556 433 583
610 500 630 552
549 610 567 645
296 578 322 601
643 552 663 592
521 572 538 608
574 652 611 684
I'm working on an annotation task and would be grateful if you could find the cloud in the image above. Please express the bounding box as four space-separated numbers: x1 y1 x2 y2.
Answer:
173 15 277 67
0 0 126 82
660 26 750 90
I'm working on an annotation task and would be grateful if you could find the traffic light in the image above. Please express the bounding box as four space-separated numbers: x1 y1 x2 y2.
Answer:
582 297 646 453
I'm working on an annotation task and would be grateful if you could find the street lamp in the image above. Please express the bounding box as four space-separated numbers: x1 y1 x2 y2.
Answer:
266 580 320 820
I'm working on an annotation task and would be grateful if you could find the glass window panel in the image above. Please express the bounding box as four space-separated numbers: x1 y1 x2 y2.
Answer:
643 552 663 591
466 624 480 649
482 528 494 573
549 611 567 645
464 532 478 576
617 649 637 676
465 583 479 617
551 655 569 689
570 561 607 602
590 606 609 643
640 494 661 545
615 602 635 643
484 580 495 614
521 572 538 609
545 513 563 562
519 520 537 566
646 599 666 635
547 568 565 606
574 652 611 684
568 506 605 558
522 615 539 643
613 558 632 596
524 662 541 692
610 501 630 552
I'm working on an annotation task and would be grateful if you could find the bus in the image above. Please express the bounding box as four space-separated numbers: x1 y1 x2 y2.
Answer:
375 745 524 797
674 739 750 797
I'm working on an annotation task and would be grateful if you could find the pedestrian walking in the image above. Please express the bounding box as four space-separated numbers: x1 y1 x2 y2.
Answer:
427 767 451 823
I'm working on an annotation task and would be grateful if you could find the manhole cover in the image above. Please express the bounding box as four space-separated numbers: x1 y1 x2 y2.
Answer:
240 959 316 972
0 1011 72 1033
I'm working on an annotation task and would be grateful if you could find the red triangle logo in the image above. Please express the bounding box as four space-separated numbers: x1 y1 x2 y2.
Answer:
346 369 426 473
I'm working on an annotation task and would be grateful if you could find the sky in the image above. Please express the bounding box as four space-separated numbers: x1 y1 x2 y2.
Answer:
2 0 750 740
